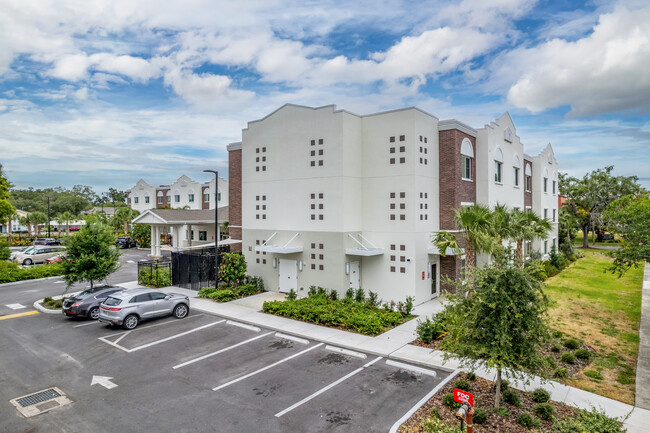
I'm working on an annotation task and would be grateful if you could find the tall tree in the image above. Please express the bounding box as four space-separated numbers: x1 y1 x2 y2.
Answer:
0 164 16 234
508 209 551 267
58 211 76 236
440 260 551 408
62 216 120 289
453 203 496 271
603 194 650 276
560 167 645 248
28 211 48 237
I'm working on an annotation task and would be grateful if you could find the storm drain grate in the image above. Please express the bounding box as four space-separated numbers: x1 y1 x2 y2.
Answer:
10 387 73 418
16 388 61 407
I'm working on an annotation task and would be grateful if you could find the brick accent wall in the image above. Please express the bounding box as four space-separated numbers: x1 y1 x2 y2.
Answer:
440 256 459 293
228 148 242 253
524 159 533 208
201 186 209 210
156 188 169 208
438 129 476 230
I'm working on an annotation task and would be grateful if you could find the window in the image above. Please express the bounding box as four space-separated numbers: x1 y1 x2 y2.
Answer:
462 156 471 180
513 167 520 186
134 197 139 204
494 161 502 183
204 193 209 202
460 258 467 280
525 175 532 192
188 194 194 203
544 240 548 254
158 196 163 204
144 196 150 204
199 231 207 241
552 181 556 194
553 209 556 222
544 209 548 219
175 195 180 202
544 177 548 192
217 193 221 201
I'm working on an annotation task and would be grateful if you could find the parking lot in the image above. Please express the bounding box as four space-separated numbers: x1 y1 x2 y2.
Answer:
0 304 450 432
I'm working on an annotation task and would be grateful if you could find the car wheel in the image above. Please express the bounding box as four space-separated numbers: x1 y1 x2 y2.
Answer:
88 307 100 320
173 303 189 319
123 314 139 330
23 258 33 266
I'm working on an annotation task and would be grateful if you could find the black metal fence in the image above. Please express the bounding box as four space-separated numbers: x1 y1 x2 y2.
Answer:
137 259 172 288
171 249 216 291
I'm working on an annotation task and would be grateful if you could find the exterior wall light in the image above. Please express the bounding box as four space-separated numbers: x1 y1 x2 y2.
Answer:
298 260 303 271
272 257 277 268
345 262 350 275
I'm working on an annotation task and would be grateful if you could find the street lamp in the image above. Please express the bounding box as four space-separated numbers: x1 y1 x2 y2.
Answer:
47 196 51 237
203 169 219 285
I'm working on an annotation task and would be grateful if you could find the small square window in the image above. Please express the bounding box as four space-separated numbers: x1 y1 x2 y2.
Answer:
390 203 395 209
319 244 324 249
420 215 423 220
420 203 423 209
400 146 405 152
420 192 423 198
424 137 427 143
424 148 427 154
400 135 405 141
390 266 395 272
256 258 260 263
390 192 395 198
390 244 395 250
420 158 423 163
262 147 266 152
256 148 260 153
419 146 423 152
311 243 316 249
262 205 266 210
400 214 405 220
256 205 259 210
256 166 259 172
311 204 315 210
311 140 315 145
311 264 316 270
390 255 395 261
318 149 323 156
390 158 395 164
419 135 423 142
400 256 405 262
425 214 428 220
256 195 259 201
400 203 405 209
400 245 406 251
311 193 315 199
424 159 427 165
311 214 315 220
400 157 405 163
311 150 315 156
318 160 323 166
263 259 266 264
256 157 259 162
310 161 315 167
262 156 266 161
262 195 266 200
400 267 406 273
256 214 259 219
400 192 406 198
256 240 260 245
319 265 324 271
262 214 266 219
319 254 323 260
390 147 395 154
319 193 324 199
390 136 395 142
424 203 428 209
318 139 323 145
319 214 323 220
425 193 428 198
262 166 266 171
390 214 395 220
311 253 315 259
319 204 323 209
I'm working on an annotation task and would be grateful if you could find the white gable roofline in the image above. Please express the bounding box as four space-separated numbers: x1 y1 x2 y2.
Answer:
439 119 477 137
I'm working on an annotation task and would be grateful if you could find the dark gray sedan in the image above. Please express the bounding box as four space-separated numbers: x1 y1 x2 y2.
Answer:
62 286 125 320
98 288 190 330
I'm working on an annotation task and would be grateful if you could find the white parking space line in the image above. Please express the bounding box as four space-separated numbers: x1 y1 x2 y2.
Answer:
274 333 309 345
128 320 224 352
275 356 382 418
325 345 367 359
173 332 274 369
113 330 132 345
127 260 135 264
213 343 325 391
98 335 130 353
226 320 261 332
6 304 26 310
72 321 101 328
385 360 438 378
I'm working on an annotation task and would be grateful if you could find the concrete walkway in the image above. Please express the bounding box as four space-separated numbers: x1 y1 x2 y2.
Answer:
636 262 650 410
117 283 649 432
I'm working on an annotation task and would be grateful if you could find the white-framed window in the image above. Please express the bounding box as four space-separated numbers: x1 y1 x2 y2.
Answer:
203 193 209 202
544 240 548 254
460 138 473 181
174 195 180 203
494 147 504 183
513 167 520 187
158 196 163 204
525 163 532 192
553 209 556 222
544 177 548 193
552 180 556 194
134 197 139 204
544 208 548 219
525 241 532 256
199 230 207 241
144 196 150 204
188 194 194 203
217 193 221 201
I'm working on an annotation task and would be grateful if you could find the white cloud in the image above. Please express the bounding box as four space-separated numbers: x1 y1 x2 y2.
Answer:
505 6 650 116
163 69 255 108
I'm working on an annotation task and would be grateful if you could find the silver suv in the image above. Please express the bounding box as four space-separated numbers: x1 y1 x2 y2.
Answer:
98 288 190 330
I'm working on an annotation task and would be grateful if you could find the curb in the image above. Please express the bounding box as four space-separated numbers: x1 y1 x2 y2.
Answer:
33 291 81 315
0 276 64 288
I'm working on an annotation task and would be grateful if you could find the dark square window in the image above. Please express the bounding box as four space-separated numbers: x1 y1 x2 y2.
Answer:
400 203 405 209
262 214 266 219
425 193 428 198
311 204 315 209
311 253 315 259
318 149 323 156
424 137 427 143
319 243 324 249
256 166 259 172
262 195 266 200
256 258 260 263
400 146 405 152
319 193 324 199
390 244 395 250
311 264 316 270
390 192 395 198
420 158 423 163
311 243 315 249
400 192 405 198
400 267 406 273
390 214 395 220
319 254 323 260
400 214 405 220
425 203 427 209
311 214 315 220
262 205 266 210
256 148 259 153
424 148 427 154
390 203 395 209
419 146 422 152
400 135 405 141
256 195 259 201
420 203 423 209
400 256 405 262
263 259 266 264
400 157 405 163
400 245 406 251
319 265 324 271
256 214 259 219
390 136 395 142
262 156 266 161
262 147 266 152
424 159 427 165
318 214 323 220
390 266 395 272
311 150 315 156
262 166 266 171
256 240 260 245
390 147 395 154
311 140 315 145
311 193 315 199
390 158 395 164
256 157 259 162
420 135 423 142
319 204 323 209
256 205 259 210
318 160 323 166
390 255 395 261
425 214 428 220
420 215 423 220
311 161 315 167
318 139 323 145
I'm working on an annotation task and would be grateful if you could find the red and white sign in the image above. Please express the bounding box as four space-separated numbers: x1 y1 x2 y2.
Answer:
453 388 473 406
422 271 425 280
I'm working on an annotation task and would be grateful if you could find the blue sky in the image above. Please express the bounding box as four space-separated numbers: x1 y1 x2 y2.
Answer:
1 0 649 192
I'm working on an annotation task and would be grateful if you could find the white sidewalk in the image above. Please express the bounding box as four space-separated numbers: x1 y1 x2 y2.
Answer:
118 281 648 432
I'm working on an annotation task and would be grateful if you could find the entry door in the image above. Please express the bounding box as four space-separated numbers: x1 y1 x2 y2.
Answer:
349 261 360 290
430 263 438 297
279 259 297 293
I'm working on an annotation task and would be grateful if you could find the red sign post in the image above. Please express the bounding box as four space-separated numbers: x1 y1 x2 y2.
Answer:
453 388 474 406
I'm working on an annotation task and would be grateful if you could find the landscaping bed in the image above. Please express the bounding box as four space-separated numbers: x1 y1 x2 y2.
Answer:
262 287 414 336
41 296 67 310
398 372 626 433
198 276 265 302
0 261 65 284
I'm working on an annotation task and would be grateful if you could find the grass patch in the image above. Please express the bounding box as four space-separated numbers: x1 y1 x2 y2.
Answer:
262 289 413 335
545 249 643 404
198 282 265 303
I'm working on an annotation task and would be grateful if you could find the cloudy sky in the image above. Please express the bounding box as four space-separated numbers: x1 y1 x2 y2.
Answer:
1 0 649 192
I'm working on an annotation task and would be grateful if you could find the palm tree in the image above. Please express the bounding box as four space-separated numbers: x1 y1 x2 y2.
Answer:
432 230 463 257
29 211 48 237
491 204 516 245
454 203 496 271
60 211 75 236
509 209 552 266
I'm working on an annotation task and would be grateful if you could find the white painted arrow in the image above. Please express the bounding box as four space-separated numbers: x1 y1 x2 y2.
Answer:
91 375 118 389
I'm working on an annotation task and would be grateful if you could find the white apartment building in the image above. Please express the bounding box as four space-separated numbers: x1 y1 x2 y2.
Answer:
126 175 228 213
228 104 559 304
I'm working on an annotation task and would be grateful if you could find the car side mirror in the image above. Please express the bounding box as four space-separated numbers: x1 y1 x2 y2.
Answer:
164 295 172 300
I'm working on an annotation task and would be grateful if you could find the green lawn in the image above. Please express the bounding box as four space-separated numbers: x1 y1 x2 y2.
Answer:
545 250 643 404
571 231 621 247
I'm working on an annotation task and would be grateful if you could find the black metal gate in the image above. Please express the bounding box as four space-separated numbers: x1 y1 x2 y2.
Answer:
171 249 216 291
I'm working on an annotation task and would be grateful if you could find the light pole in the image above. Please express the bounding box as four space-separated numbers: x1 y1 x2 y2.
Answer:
47 196 51 237
203 170 219 285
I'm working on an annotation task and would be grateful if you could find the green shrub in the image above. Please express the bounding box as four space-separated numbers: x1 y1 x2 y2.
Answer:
502 389 521 407
473 408 488 424
500 379 509 392
544 261 560 278
420 416 458 433
441 393 459 408
552 329 564 338
287 289 297 300
345 288 354 299
210 289 235 302
404 296 414 315
198 286 217 298
546 355 558 369
466 371 476 381
560 352 576 364
552 407 626 433
367 290 379 306
0 239 10 260
534 403 554 420
563 338 581 350
0 261 65 284
517 413 540 428
493 407 509 417
218 252 247 284
234 284 259 297
328 290 338 301
417 317 444 344
574 348 591 361
453 379 470 392
429 408 441 420
354 288 365 303
551 344 562 353
246 275 264 292
43 296 54 303
584 370 603 380
554 367 568 378
138 264 172 288
616 369 635 385
531 388 550 403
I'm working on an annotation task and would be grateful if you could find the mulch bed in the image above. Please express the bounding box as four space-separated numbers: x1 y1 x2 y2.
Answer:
398 373 578 432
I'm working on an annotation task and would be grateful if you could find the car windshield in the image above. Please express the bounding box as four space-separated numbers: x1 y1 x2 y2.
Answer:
22 246 35 254
103 297 122 306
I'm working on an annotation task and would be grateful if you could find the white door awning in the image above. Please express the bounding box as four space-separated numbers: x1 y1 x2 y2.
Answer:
427 246 465 256
345 233 384 256
255 232 303 254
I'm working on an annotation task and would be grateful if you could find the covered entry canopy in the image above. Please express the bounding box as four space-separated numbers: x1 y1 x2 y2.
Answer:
132 208 230 257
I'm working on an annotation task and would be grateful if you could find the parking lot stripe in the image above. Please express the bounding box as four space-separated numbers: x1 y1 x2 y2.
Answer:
274 333 309 345
6 303 26 310
385 360 438 378
0 311 39 320
274 356 382 418
128 320 225 352
113 330 132 345
173 332 274 369
73 321 101 328
226 320 261 332
324 345 367 359
212 343 325 391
